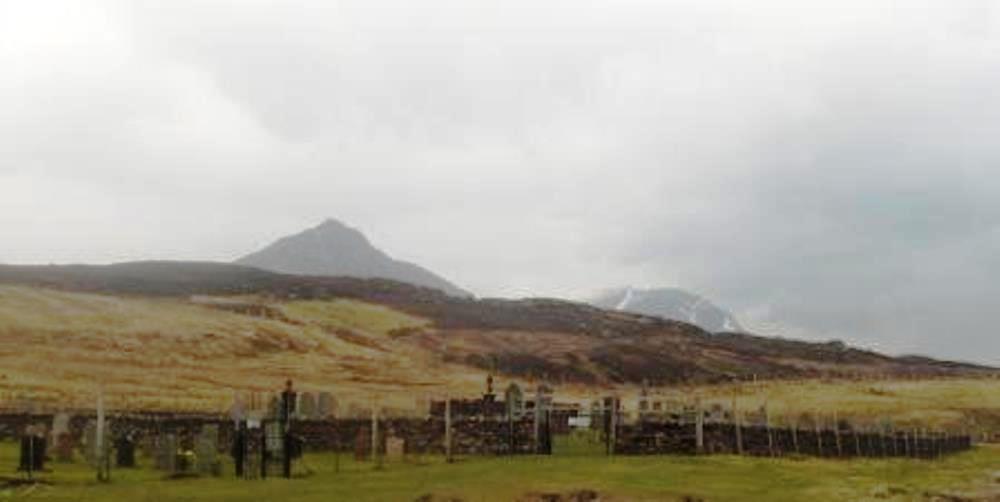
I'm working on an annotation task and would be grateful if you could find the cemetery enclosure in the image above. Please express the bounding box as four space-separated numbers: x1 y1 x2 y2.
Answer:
0 410 973 471
0 412 547 463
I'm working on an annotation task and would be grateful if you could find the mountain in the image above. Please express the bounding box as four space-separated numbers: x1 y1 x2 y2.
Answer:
236 218 470 297
589 287 743 333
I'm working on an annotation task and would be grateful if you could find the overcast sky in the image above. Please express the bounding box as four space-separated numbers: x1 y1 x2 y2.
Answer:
2 1 999 363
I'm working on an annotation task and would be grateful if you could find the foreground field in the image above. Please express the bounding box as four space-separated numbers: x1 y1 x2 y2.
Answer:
3 440 1000 501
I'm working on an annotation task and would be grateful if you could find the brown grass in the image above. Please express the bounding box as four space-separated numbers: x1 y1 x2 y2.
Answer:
0 285 998 433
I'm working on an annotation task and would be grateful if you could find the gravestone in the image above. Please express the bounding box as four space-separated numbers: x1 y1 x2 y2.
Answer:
195 425 219 476
55 431 75 463
265 422 284 455
139 434 157 460
505 384 524 419
354 427 369 461
386 436 405 462
708 404 727 423
116 435 136 468
269 396 282 419
298 392 316 420
51 413 74 462
317 392 337 419
155 434 177 473
19 425 47 473
82 420 98 466
51 413 71 440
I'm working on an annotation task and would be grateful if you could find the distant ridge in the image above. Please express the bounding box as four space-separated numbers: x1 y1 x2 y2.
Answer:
589 287 743 333
0 261 993 384
236 219 470 297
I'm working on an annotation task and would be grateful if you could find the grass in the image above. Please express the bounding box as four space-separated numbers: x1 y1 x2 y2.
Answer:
3 438 999 501
650 378 1000 432
0 286 474 413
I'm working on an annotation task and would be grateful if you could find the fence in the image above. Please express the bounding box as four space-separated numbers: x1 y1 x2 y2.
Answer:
612 419 972 459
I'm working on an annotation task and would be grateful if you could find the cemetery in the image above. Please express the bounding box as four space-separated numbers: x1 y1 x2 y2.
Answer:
0 376 992 501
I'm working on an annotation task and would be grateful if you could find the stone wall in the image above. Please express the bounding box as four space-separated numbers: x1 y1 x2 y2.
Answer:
292 416 538 456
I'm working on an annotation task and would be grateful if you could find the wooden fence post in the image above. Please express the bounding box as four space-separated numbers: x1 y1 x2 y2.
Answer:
608 397 618 456
371 397 382 470
695 398 704 455
814 411 823 457
791 417 800 455
765 403 775 457
733 397 743 456
833 411 842 458
445 394 453 463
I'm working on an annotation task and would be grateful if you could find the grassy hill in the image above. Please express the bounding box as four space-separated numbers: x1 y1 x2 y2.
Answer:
0 262 995 423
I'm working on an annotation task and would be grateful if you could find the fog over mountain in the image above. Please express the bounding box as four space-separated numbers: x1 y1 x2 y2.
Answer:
236 219 469 297
589 287 743 334
2 1 999 364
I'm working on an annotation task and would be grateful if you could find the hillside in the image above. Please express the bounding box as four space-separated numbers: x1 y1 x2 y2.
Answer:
236 219 470 297
589 287 743 333
0 261 991 399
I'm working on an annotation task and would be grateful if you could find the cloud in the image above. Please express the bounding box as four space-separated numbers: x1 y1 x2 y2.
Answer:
1 0 998 363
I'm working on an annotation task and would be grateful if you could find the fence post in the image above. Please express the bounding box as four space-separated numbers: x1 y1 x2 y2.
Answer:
96 388 110 483
814 412 823 457
732 397 743 456
695 398 704 455
446 395 454 463
609 398 618 456
880 424 887 458
833 411 842 458
371 398 381 470
791 417 800 455
853 424 861 457
764 403 775 457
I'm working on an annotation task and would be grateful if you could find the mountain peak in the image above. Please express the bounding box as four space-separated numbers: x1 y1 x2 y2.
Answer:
305 218 372 245
236 219 470 297
314 217 353 232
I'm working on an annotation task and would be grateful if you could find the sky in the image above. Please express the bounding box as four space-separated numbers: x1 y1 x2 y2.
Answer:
1 1 999 364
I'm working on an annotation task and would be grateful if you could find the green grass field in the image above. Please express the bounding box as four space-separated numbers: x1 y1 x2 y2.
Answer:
3 435 999 501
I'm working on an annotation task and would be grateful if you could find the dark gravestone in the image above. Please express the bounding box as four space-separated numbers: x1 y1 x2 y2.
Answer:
116 436 136 468
232 423 247 478
19 436 47 472
354 427 369 461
